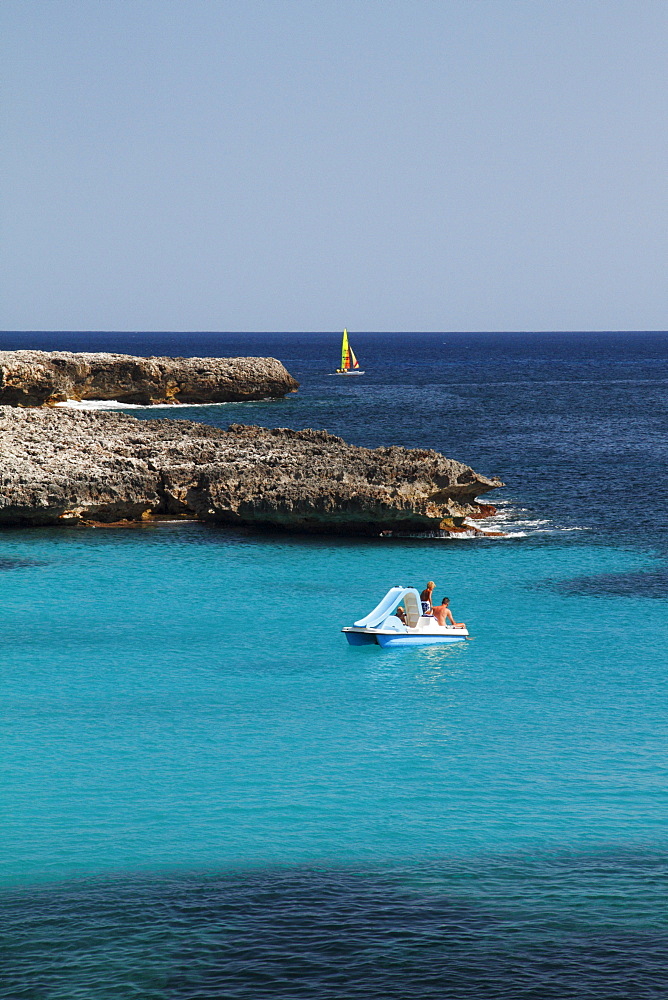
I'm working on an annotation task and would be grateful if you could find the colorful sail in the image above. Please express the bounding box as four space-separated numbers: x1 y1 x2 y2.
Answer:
341 329 351 369
349 347 359 369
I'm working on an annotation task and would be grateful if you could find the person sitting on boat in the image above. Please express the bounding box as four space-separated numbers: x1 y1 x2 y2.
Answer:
432 597 466 629
395 605 406 624
420 581 435 615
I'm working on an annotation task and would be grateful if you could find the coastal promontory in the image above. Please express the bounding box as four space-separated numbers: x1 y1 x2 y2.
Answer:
0 350 299 405
0 408 503 534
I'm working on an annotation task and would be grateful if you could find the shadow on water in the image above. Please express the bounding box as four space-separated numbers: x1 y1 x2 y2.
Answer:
2 854 667 999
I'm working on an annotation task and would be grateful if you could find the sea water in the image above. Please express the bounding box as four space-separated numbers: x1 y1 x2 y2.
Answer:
0 331 666 998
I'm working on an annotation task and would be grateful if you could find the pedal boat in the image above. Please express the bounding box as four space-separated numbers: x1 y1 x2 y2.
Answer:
342 587 469 648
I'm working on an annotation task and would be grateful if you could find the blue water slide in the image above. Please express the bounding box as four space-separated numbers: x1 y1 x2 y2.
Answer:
354 587 418 628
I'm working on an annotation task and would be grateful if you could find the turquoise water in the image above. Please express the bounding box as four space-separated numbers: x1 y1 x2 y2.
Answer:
2 526 665 885
1 331 667 997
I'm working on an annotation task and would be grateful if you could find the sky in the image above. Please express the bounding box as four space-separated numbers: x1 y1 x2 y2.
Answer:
1 0 667 333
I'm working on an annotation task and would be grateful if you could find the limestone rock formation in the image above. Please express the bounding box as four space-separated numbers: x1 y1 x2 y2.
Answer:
0 350 299 406
0 408 504 534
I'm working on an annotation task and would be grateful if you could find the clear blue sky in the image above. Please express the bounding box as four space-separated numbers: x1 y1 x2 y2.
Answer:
1 0 666 332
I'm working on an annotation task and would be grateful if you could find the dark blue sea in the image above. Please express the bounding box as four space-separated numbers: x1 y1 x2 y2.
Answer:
0 330 667 998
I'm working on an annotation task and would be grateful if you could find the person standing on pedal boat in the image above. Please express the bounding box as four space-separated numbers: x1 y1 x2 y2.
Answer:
420 581 435 615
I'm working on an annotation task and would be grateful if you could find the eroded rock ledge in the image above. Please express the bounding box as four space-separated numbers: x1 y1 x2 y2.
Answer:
0 350 299 405
0 408 503 534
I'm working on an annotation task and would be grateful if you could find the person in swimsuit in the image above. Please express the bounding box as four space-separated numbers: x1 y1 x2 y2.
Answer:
420 581 435 615
432 597 466 629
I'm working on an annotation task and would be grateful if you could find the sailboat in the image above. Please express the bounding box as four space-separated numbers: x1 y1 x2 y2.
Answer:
335 329 365 375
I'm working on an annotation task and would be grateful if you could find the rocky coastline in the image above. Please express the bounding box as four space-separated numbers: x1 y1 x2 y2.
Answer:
0 350 299 406
0 407 503 535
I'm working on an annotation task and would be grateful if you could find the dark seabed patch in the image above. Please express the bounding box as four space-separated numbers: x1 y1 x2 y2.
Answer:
555 567 668 599
0 556 48 570
2 854 667 999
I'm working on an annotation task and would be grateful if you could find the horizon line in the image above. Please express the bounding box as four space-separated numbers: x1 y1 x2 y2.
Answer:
1 329 667 336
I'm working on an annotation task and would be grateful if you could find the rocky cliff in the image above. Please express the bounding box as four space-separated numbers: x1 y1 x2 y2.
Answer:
0 350 299 405
0 408 503 534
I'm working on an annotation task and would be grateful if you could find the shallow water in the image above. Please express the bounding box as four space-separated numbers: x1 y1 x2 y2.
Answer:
0 330 666 997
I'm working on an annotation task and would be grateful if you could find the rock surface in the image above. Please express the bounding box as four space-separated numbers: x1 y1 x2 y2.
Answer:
0 350 299 405
0 408 503 534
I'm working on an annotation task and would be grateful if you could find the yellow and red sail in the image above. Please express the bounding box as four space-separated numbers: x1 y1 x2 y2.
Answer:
341 329 360 370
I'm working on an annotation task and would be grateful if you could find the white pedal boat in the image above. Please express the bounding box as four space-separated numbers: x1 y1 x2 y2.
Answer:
342 586 469 648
